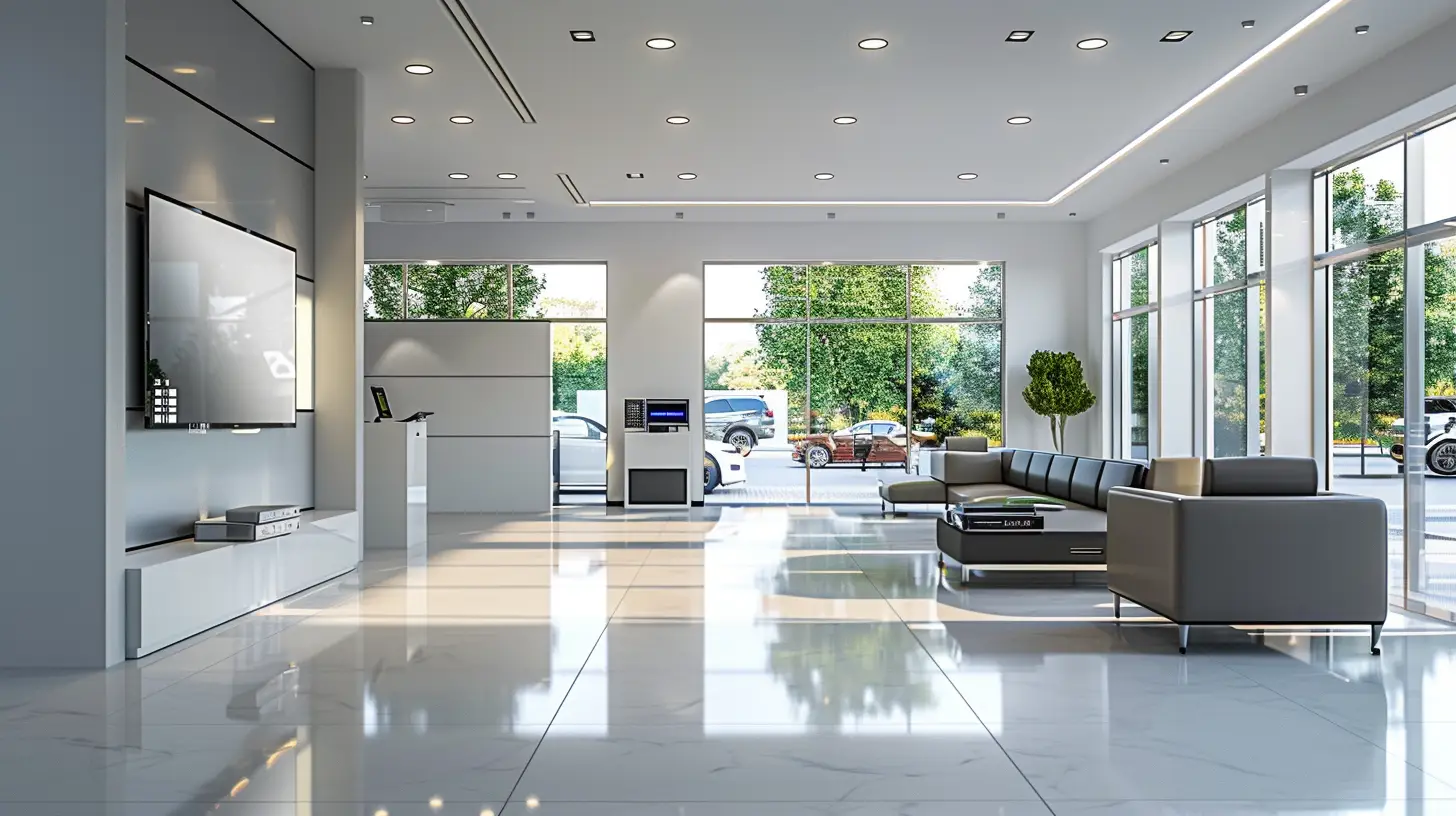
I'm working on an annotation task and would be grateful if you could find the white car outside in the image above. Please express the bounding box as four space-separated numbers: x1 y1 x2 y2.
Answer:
1389 397 1456 437
552 411 746 493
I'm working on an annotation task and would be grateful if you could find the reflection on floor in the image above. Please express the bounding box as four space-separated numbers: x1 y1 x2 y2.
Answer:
6 506 1456 814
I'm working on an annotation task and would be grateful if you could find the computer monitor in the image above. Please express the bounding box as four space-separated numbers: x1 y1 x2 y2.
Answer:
370 385 392 422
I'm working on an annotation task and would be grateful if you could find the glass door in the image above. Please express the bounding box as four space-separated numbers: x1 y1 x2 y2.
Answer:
806 322 909 504
1414 236 1456 610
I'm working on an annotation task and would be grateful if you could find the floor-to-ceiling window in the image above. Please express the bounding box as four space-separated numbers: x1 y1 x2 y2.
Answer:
1195 199 1266 458
1111 244 1158 460
1318 115 1456 614
703 262 1004 504
364 262 608 499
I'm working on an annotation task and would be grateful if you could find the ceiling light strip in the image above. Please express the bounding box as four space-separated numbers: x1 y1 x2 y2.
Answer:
1049 0 1349 203
587 0 1350 210
557 173 588 205
438 0 537 124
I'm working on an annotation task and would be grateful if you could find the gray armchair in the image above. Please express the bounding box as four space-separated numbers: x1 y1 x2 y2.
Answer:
1106 456 1388 654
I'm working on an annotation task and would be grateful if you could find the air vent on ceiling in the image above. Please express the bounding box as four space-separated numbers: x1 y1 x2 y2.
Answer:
557 173 587 205
375 201 452 223
438 0 536 124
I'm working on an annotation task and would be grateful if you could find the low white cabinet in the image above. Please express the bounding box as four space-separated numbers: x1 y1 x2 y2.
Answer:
624 431 696 507
124 510 360 659
365 420 428 549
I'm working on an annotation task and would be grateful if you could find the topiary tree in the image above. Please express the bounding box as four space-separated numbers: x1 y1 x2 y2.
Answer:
1022 350 1096 453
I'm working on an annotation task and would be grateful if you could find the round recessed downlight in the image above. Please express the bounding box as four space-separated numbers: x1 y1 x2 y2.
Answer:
405 64 433 75
448 173 469 179
1007 116 1032 125
858 38 889 50
957 173 978 180
814 173 834 180
449 115 474 124
1077 37 1108 50
497 173 517 180
678 173 697 180
665 116 690 125
391 116 416 124
646 38 676 49
833 116 858 125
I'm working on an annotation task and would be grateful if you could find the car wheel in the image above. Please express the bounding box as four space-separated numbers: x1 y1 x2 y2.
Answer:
725 428 757 454
807 445 832 469
704 455 721 493
1430 440 1456 477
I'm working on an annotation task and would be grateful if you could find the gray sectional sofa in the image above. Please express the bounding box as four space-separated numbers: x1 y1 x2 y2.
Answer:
927 449 1148 567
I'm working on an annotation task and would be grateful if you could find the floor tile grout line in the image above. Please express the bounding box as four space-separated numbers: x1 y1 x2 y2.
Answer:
844 547 1057 815
497 555 640 808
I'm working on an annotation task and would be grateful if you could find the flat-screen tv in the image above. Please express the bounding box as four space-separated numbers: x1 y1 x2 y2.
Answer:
144 189 297 429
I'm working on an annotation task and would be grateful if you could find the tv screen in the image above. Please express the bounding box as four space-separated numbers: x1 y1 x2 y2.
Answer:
145 190 297 429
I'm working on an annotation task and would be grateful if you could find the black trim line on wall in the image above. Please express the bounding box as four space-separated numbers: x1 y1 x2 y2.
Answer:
231 0 315 72
127 57 314 172
297 273 314 283
125 201 144 213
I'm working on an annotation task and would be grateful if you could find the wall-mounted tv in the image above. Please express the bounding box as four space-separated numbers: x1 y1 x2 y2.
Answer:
144 190 297 429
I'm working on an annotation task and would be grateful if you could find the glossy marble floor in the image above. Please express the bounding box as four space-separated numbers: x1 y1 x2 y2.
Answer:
8 507 1456 815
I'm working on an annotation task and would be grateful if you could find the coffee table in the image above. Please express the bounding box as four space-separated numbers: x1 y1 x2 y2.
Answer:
936 501 1109 579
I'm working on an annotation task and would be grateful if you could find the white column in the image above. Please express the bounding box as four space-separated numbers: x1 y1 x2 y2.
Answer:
0 0 126 667
1157 221 1196 457
314 69 365 551
1266 170 1320 471
1089 253 1114 458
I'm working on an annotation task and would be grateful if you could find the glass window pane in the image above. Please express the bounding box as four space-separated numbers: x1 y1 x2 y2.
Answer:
911 322 1002 447
1412 119 1456 226
705 264 806 318
1117 246 1156 310
523 263 606 319
1210 208 1248 287
364 264 403 319
1120 313 1150 459
808 264 907 318
1328 141 1405 251
1419 237 1456 608
406 263 510 319
1208 288 1249 457
551 323 606 415
912 264 1003 319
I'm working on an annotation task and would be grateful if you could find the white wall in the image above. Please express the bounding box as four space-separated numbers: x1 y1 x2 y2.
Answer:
367 221 1090 502
364 321 553 512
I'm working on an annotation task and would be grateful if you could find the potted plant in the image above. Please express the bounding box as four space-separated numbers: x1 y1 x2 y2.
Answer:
1022 350 1096 453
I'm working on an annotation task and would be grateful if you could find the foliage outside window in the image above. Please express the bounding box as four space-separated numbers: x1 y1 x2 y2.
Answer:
1112 247 1154 459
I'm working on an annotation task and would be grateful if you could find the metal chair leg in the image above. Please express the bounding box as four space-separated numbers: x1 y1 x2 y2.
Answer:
1371 623 1383 656
1178 625 1190 655
1113 594 1121 620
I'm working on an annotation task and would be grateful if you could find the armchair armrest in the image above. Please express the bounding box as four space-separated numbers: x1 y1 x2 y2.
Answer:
1106 488 1182 615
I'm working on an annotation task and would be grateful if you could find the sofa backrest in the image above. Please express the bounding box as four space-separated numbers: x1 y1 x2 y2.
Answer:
1202 456 1318 496
945 436 990 452
996 448 1146 510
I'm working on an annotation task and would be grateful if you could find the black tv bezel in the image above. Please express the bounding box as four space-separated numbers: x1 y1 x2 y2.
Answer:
644 398 691 428
142 188 299 431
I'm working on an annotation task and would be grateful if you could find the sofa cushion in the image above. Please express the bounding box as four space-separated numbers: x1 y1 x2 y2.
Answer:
1006 450 1034 489
1046 455 1077 500
1026 452 1055 494
947 484 1044 504
1147 457 1203 495
1069 458 1104 507
880 480 945 503
1202 456 1318 496
1097 461 1146 509
940 451 1003 485
945 436 990 452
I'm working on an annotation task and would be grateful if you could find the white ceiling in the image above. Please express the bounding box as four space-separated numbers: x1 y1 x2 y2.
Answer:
241 0 1456 222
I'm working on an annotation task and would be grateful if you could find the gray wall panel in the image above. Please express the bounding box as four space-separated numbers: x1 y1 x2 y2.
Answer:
126 65 315 280
126 0 314 165
125 413 315 548
364 376 550 437
365 321 552 377
427 437 551 513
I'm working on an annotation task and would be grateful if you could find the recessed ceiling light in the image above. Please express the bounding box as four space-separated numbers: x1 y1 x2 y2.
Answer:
391 116 415 124
1294 84 1308 96
256 117 276 124
1006 31 1034 42
957 173 978 180
665 116 690 125
173 67 198 75
1242 20 1255 29
448 173 470 179
1161 31 1192 42
125 117 146 124
570 30 595 42
678 173 697 180
626 173 644 179
449 115 474 124
362 174 368 179
405 64 433 75
646 38 676 50
833 116 858 125
497 173 517 180
1077 38 1108 50
1069 212 1078 217
814 173 834 180
1159 158 1170 165
1007 116 1032 125
858 37 889 50
360 15 374 25
1355 25 1370 34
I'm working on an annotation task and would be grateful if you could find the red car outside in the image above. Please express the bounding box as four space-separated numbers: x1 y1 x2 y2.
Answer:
792 421 933 468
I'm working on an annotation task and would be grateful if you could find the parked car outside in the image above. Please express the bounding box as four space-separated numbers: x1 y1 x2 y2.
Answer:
792 421 934 468
553 411 746 493
704 395 775 453
1389 397 1456 437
